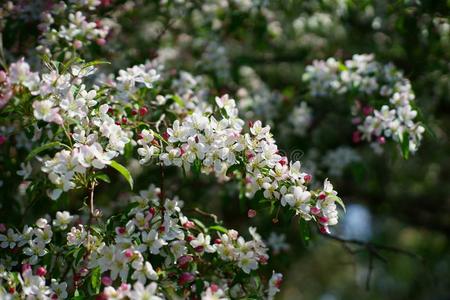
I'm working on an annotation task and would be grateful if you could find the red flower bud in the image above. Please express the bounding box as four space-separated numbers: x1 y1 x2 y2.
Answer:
36 266 47 277
139 106 148 116
178 272 195 285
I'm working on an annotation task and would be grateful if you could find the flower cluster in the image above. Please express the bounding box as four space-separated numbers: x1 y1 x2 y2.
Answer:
303 54 425 154
37 1 111 57
322 146 361 177
154 94 343 233
0 186 281 299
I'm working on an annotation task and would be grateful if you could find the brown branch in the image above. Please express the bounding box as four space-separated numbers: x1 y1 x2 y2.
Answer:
320 232 424 290
189 208 220 224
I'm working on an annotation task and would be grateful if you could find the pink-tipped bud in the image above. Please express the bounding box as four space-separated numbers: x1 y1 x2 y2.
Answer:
318 193 326 200
278 157 287 166
194 246 204 253
362 106 373 116
162 132 169 141
310 207 321 215
183 221 195 229
178 272 195 285
318 216 329 224
0 135 6 145
259 255 268 264
148 207 156 215
116 227 126 235
0 71 7 83
247 209 257 218
36 266 47 277
0 223 6 232
377 136 386 145
210 283 219 293
101 275 112 286
319 225 330 234
73 40 83 49
177 255 193 269
121 117 128 124
96 38 106 46
21 264 31 273
79 267 89 277
124 249 134 258
214 238 222 245
352 131 361 144
275 278 283 288
186 235 194 242
139 106 148 116
96 293 108 300
131 109 138 116
304 174 312 183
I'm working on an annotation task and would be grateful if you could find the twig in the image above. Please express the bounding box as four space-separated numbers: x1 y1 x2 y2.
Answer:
320 232 424 290
190 208 220 224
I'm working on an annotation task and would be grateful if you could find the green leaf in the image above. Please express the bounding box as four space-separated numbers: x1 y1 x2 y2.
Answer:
192 218 207 232
299 219 310 247
90 267 101 294
327 195 346 213
172 94 185 107
94 173 111 184
109 161 134 190
26 142 67 161
191 158 202 177
400 132 410 159
208 225 228 234
82 60 110 69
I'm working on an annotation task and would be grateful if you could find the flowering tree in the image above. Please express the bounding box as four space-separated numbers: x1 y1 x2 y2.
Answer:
0 0 447 299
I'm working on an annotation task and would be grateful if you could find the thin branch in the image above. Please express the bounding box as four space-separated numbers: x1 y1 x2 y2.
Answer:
190 208 220 224
320 232 424 290
321 233 423 261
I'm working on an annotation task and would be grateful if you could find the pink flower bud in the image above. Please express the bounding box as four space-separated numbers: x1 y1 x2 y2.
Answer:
319 225 330 234
318 193 326 200
96 293 108 300
139 106 148 116
177 255 193 269
101 275 112 286
194 246 204 253
0 223 6 232
362 106 373 116
352 131 361 144
96 38 106 46
304 174 312 183
183 221 195 229
310 207 321 215
148 207 156 215
0 71 7 83
124 249 134 258
116 227 126 235
178 272 195 285
21 264 31 273
162 132 169 141
36 266 47 277
79 267 89 277
0 135 6 145
318 216 329 224
247 209 257 218
214 238 222 244
210 283 219 293
377 136 386 145
73 40 83 49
